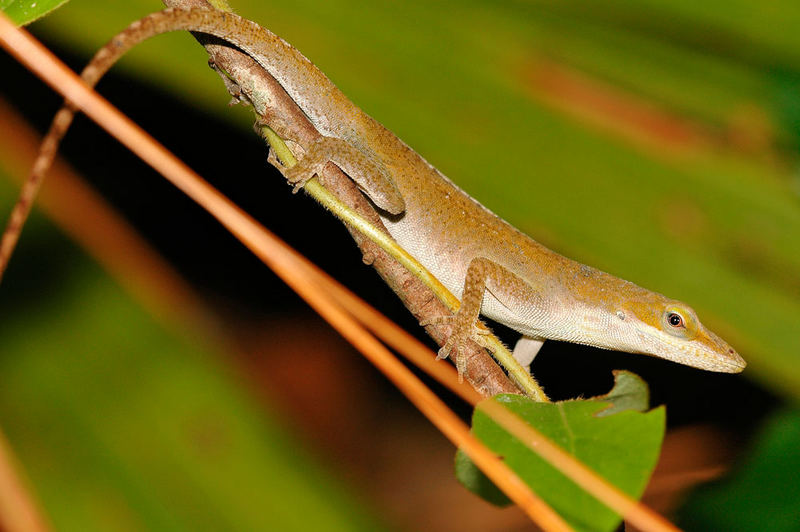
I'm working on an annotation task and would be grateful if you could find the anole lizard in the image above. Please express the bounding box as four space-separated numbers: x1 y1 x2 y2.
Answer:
1 8 746 380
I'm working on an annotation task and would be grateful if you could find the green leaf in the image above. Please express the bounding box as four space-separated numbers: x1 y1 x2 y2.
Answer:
677 407 800 531
456 373 665 532
454 448 511 507
1 0 70 25
594 370 650 417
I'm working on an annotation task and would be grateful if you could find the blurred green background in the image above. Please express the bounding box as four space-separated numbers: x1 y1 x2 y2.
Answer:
1 0 799 529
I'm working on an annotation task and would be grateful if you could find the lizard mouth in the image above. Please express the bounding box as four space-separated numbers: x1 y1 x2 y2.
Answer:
636 325 746 373
712 349 746 373
678 343 745 373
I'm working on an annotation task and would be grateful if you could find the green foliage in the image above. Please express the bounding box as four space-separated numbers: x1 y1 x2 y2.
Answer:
456 372 665 532
1 0 69 25
594 370 651 417
677 407 800 531
0 177 383 531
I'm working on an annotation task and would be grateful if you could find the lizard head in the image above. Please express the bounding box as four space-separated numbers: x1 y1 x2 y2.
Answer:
569 267 744 372
612 296 746 373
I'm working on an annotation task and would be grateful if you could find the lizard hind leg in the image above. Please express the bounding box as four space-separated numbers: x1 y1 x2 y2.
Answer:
282 136 405 215
438 257 510 377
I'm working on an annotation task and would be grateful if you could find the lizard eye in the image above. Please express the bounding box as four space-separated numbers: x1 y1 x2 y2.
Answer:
667 312 684 328
662 306 697 339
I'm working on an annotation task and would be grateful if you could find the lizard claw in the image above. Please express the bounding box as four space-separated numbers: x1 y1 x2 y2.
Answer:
437 328 471 380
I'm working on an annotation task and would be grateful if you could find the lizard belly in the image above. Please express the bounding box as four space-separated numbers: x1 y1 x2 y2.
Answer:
380 210 468 299
380 208 549 339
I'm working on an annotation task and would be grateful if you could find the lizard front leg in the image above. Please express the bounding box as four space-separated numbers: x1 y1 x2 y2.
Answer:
512 335 545 373
264 130 406 215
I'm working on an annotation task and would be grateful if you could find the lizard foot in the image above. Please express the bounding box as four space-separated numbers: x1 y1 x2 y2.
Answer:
437 332 470 377
421 314 489 340
266 150 314 194
284 161 322 193
423 314 491 379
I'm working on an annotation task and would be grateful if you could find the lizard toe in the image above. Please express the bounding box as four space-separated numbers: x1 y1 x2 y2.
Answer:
420 314 454 327
284 164 316 186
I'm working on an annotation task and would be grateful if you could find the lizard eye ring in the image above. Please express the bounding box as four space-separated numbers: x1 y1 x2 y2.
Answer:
667 312 684 328
662 307 699 339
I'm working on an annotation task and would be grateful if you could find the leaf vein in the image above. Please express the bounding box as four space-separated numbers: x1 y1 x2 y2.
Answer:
556 402 576 454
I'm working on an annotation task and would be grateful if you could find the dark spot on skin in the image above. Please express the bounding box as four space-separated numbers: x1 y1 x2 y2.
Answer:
579 264 597 278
